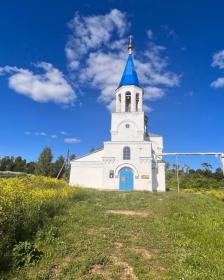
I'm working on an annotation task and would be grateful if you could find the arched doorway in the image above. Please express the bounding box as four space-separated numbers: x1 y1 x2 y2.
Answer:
119 167 134 191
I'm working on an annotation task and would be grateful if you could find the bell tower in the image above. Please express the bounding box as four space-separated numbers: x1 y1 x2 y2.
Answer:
111 36 147 142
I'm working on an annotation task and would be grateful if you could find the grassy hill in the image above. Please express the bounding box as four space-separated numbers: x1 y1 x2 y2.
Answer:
1 185 224 280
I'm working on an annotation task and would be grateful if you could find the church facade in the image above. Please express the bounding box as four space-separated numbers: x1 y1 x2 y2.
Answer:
69 39 166 192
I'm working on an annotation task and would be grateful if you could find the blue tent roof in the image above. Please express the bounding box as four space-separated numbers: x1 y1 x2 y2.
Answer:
119 54 139 87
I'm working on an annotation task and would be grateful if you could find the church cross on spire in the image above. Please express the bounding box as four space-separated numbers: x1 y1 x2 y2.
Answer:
128 35 134 54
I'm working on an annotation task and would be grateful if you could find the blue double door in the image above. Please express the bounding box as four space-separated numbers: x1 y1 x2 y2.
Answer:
119 167 134 191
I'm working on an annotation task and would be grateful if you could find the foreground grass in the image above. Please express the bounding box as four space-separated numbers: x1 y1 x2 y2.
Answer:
1 189 224 280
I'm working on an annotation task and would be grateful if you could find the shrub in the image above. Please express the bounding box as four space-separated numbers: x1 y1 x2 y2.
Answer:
0 176 75 270
12 241 43 268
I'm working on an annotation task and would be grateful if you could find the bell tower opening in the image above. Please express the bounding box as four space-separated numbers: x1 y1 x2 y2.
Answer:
118 94 121 112
136 93 139 111
125 92 131 112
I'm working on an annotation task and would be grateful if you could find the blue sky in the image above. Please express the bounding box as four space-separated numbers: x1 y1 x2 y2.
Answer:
0 0 224 168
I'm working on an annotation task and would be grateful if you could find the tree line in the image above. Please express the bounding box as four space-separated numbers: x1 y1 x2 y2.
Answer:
166 162 223 180
0 147 76 179
166 162 224 190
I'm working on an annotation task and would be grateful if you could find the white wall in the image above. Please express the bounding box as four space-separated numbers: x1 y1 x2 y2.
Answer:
74 149 104 161
70 164 103 189
69 150 103 188
111 112 145 141
157 162 166 192
102 141 153 191
150 135 163 157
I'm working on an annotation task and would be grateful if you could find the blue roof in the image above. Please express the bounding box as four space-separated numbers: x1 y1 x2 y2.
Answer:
119 54 139 87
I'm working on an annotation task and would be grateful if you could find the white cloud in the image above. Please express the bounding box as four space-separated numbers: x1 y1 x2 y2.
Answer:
51 134 57 139
184 91 194 97
146 30 153 40
60 131 68 135
24 131 74 140
144 87 165 100
181 46 187 52
162 25 177 40
143 104 153 112
34 132 47 136
211 77 224 88
0 62 75 104
211 50 224 88
66 9 127 71
212 50 224 69
65 9 180 110
64 137 80 143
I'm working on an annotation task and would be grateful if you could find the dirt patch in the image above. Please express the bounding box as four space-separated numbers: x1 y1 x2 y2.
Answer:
91 242 138 280
112 256 138 280
112 242 138 280
114 242 123 251
48 255 73 278
49 264 60 278
131 248 152 260
90 265 111 280
106 210 149 217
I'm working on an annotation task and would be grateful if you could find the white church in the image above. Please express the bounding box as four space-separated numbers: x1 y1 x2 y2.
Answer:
69 38 166 192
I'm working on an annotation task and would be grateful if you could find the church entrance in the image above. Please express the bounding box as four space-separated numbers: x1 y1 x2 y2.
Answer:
119 167 134 191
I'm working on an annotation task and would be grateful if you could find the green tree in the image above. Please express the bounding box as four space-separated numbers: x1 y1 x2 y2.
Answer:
52 156 65 178
35 147 53 177
70 154 76 161
201 162 213 172
26 162 36 174
201 162 213 177
13 156 27 172
0 156 16 171
214 168 224 180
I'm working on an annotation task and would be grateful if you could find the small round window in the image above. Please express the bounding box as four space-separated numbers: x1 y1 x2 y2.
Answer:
125 124 130 128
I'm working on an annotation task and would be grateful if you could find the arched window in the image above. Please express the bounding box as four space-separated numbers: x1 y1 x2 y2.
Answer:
125 92 131 112
136 93 139 111
123 146 131 160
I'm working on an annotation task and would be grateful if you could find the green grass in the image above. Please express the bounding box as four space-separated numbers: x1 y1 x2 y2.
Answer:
0 171 29 178
1 189 224 280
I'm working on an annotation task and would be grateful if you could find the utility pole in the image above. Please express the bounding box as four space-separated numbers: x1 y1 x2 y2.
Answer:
176 155 180 193
56 149 70 179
